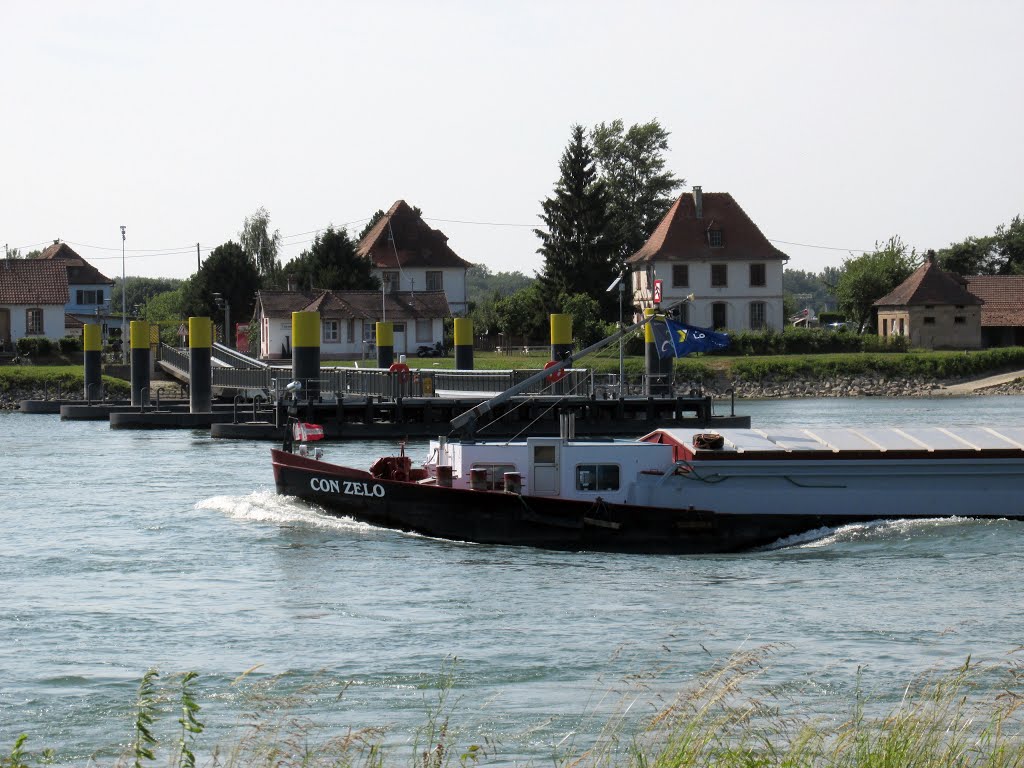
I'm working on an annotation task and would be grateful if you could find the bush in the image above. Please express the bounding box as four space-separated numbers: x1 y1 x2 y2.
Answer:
15 337 54 357
57 336 82 355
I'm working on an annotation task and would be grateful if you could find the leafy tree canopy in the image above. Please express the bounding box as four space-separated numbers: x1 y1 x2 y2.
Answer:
112 277 184 315
535 125 616 315
492 284 548 344
239 206 282 285
782 269 839 313
833 236 918 333
143 286 187 325
283 226 380 292
935 214 1024 276
466 264 533 299
591 119 684 265
180 241 261 328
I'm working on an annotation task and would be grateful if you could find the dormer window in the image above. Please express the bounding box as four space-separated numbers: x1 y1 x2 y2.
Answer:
708 229 724 248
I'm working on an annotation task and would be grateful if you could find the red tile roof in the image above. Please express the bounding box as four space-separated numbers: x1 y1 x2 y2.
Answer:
38 241 114 285
964 275 1024 327
626 190 788 264
355 200 472 270
874 256 982 307
257 289 451 321
0 259 70 304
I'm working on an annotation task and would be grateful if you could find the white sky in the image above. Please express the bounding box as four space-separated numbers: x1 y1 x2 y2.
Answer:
3 1 1022 282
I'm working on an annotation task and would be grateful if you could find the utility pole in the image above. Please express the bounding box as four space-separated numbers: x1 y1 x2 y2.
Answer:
120 225 127 363
196 243 201 271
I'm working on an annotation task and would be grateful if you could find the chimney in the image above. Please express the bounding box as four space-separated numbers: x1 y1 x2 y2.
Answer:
693 186 703 219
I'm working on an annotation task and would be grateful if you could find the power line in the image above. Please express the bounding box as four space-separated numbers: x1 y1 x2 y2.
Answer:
769 238 872 253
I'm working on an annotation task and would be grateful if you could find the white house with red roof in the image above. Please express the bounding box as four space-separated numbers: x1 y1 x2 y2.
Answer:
355 200 472 316
254 288 451 360
38 241 115 325
626 187 788 331
0 259 70 351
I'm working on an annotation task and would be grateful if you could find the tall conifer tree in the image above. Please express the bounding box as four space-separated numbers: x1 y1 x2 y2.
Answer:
534 125 616 313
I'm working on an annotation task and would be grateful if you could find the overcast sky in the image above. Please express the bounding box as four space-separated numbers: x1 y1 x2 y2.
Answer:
4 1 1022 282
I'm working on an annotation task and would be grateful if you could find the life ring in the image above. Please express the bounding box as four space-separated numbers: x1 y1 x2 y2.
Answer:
389 362 411 384
544 360 566 383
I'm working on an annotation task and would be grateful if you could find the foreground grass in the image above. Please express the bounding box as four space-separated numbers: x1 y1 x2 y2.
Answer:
4 651 1024 767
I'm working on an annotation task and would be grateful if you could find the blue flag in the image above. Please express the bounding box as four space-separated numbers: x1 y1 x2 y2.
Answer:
652 319 730 358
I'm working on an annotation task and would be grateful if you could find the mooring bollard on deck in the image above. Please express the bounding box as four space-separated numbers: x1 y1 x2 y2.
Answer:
292 311 321 401
470 467 488 491
503 471 522 494
436 465 453 488
375 321 394 369
130 320 151 407
83 324 102 402
189 316 212 413
454 317 473 370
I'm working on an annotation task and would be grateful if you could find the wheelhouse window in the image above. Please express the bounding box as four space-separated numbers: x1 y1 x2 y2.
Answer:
711 264 728 287
322 320 340 342
712 302 727 330
415 319 431 342
471 463 517 491
575 464 620 491
749 301 766 330
708 229 724 248
425 271 443 291
26 308 44 335
672 264 689 288
749 263 766 287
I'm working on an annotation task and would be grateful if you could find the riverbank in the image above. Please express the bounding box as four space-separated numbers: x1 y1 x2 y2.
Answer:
693 371 1024 399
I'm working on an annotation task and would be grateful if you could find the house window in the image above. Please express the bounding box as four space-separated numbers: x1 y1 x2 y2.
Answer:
749 301 766 330
425 271 443 291
26 308 44 335
416 319 431 342
711 264 728 287
712 302 727 330
575 464 620 491
393 322 406 334
749 264 766 287
322 320 340 342
347 319 356 343
76 289 104 305
672 264 689 288
384 271 399 292
954 316 966 325
882 319 888 337
709 229 724 248
923 317 936 325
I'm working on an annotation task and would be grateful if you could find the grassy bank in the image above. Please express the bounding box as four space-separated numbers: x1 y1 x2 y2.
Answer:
0 366 129 397
325 348 1024 384
3 651 1023 767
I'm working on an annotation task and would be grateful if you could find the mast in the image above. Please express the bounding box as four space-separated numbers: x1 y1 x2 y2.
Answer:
449 295 693 435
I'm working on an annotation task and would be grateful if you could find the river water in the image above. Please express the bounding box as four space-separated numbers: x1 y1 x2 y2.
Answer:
2 396 1024 764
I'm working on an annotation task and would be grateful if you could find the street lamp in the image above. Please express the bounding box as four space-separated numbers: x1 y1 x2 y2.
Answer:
607 272 626 397
120 225 126 363
213 292 231 349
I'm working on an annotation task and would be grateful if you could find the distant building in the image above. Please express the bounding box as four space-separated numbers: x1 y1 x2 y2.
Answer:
355 200 472 316
37 241 116 336
0 259 70 350
254 288 451 360
627 187 788 330
873 252 983 349
963 275 1024 348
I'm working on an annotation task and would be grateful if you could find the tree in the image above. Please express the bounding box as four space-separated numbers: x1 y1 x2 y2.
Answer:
180 241 261 333
493 284 548 344
466 264 533 299
994 215 1024 275
239 206 282 285
591 119 684 265
535 125 616 315
112 277 184 316
833 236 919 332
937 235 998 275
560 292 609 347
283 226 380 292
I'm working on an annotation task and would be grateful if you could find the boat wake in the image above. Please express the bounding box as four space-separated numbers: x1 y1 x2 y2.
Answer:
195 489 376 533
762 516 984 552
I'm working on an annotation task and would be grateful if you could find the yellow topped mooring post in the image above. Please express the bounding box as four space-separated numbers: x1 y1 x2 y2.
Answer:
189 317 213 413
454 317 473 370
292 311 321 401
130 320 151 407
375 321 394 369
83 324 102 402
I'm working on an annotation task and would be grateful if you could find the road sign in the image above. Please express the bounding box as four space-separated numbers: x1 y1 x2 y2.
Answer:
653 279 663 305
